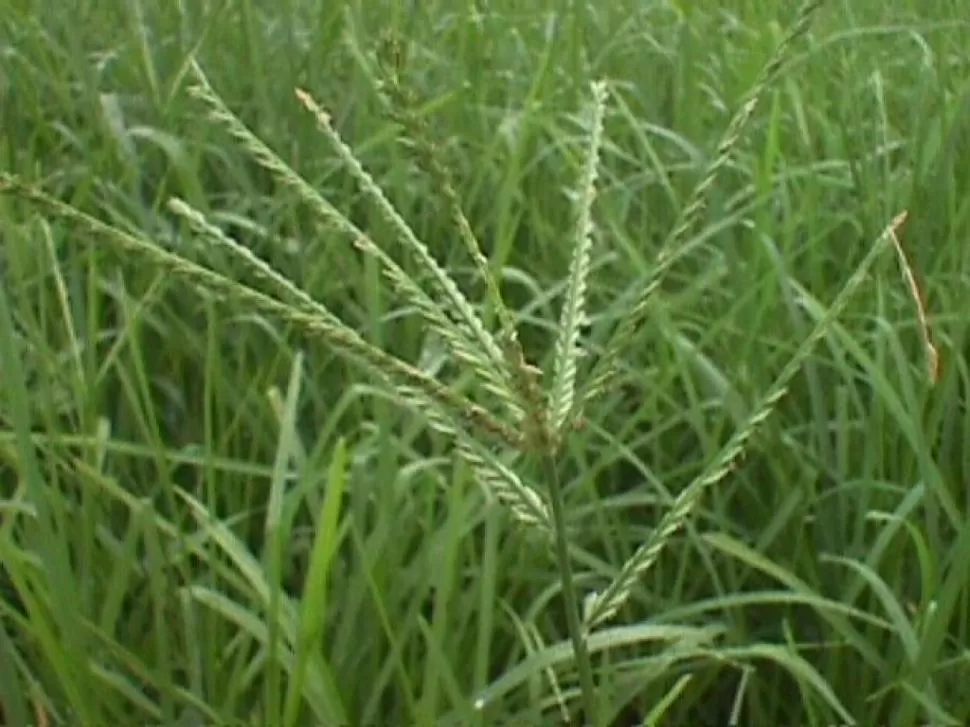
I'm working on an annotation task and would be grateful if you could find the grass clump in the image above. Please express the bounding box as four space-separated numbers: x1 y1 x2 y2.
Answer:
1 0 969 725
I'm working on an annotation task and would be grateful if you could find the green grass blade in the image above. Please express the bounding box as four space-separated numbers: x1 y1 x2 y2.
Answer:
282 438 350 727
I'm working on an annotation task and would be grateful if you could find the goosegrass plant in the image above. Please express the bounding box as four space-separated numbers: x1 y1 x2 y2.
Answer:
1 0 965 724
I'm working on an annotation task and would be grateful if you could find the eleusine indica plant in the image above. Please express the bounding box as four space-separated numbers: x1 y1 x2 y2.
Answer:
1 0 930 723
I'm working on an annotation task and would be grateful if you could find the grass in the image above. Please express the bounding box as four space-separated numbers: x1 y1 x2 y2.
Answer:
2 0 970 724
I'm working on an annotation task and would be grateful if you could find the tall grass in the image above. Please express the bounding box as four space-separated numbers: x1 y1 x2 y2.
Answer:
1 0 970 724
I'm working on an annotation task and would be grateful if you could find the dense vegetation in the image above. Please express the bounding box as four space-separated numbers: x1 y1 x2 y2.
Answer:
1 0 969 724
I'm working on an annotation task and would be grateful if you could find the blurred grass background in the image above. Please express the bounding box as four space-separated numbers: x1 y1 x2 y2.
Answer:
1 0 969 724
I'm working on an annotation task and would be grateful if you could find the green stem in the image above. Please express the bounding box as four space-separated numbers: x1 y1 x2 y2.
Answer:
541 453 598 725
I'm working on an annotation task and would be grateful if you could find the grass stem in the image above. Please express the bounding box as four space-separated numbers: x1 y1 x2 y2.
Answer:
541 453 599 726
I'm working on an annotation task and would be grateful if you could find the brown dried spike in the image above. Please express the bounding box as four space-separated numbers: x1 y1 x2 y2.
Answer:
887 210 939 384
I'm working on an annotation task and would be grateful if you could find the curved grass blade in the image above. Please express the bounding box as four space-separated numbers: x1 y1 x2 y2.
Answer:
282 439 351 727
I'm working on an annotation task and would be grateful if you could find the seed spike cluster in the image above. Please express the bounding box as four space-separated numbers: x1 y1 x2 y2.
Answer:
549 80 608 439
0 174 522 451
584 209 909 627
344 31 547 442
578 0 826 416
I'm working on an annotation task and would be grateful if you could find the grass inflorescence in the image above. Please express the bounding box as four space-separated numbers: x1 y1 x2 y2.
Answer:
1 0 967 725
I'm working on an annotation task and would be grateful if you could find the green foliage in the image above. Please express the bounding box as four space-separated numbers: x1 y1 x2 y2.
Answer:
1 0 969 725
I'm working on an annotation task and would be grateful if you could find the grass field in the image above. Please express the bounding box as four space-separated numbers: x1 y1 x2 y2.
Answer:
2 0 970 724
